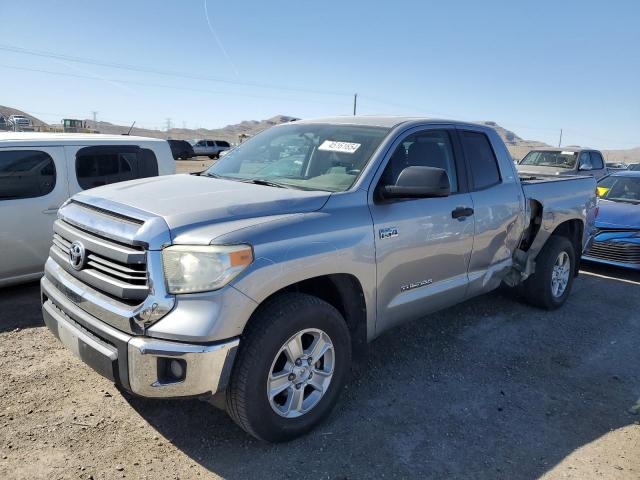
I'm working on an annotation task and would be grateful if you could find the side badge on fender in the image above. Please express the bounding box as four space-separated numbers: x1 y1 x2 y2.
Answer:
379 227 399 240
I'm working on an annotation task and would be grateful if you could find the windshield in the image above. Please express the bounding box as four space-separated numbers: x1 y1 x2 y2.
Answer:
520 150 578 169
204 123 390 192
597 176 640 203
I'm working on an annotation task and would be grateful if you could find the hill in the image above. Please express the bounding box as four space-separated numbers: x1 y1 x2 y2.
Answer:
0 106 48 127
91 115 299 144
1 105 638 162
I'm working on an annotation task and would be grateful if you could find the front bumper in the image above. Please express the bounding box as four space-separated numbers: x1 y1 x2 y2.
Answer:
41 276 239 398
582 255 640 271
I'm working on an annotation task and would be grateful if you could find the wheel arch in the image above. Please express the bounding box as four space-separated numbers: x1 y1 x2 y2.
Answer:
549 218 584 275
242 274 368 363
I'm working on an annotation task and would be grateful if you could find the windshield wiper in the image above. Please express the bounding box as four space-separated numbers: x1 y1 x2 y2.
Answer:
244 178 294 189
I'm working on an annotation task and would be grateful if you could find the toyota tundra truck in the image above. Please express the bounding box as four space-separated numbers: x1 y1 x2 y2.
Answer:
41 117 597 442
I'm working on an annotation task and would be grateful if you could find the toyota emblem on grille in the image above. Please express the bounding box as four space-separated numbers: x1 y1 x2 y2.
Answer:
68 241 86 271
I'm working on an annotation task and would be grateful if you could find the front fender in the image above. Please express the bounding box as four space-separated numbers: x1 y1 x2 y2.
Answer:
223 191 378 339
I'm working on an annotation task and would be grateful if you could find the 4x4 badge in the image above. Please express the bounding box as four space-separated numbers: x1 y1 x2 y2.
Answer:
379 227 398 239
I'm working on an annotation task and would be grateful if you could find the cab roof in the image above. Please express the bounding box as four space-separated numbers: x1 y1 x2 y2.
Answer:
293 115 493 130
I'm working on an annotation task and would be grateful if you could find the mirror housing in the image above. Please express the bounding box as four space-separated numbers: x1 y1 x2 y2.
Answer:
382 166 451 199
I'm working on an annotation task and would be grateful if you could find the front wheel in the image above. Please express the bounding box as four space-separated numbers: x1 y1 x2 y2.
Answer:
523 236 576 310
226 293 351 442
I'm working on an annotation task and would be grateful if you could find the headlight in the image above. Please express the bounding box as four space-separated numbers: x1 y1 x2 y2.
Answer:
162 244 253 294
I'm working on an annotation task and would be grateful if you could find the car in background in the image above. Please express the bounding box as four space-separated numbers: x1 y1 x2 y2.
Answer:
517 147 608 180
167 139 194 160
0 132 176 287
583 171 640 270
606 162 628 171
0 115 8 130
8 114 33 131
192 139 231 158
627 163 640 171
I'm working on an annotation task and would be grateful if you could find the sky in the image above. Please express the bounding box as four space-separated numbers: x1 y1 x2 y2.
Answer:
0 0 638 150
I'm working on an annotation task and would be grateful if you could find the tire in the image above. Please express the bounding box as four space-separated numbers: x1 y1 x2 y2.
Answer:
523 235 575 310
226 293 351 442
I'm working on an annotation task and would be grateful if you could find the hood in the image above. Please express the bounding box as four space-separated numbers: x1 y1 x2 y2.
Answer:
74 174 331 234
516 164 573 177
595 199 640 230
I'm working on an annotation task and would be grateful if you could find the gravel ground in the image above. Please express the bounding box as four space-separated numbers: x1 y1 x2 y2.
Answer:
0 263 639 480
175 158 215 174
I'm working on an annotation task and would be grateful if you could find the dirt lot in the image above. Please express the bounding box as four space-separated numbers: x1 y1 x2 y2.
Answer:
175 158 215 175
1 263 639 480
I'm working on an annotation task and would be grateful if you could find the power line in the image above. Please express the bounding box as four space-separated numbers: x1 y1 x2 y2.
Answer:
0 64 352 107
0 43 351 97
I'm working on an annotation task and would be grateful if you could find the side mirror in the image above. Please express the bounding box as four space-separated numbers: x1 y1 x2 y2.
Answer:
579 163 593 171
382 166 451 199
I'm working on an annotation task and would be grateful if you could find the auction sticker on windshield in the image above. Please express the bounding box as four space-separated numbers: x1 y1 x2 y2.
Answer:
318 140 361 154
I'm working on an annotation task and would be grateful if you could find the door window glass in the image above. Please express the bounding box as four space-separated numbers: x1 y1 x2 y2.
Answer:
590 152 604 169
381 129 458 193
460 131 501 190
76 146 138 189
578 152 592 169
0 150 56 199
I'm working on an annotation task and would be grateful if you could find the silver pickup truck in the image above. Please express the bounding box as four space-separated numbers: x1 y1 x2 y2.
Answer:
41 117 596 442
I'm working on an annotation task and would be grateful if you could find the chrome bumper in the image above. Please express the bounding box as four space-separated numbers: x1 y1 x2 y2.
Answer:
41 276 239 398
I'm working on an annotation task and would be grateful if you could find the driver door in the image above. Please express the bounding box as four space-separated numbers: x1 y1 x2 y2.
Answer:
369 127 475 333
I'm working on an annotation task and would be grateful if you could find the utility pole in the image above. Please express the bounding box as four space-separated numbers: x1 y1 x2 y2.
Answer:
558 128 563 147
91 111 98 130
165 118 172 139
353 93 358 116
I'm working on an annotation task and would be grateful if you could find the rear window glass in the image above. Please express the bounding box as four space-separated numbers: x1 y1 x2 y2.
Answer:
216 141 230 148
460 131 501 190
0 150 56 200
75 146 158 190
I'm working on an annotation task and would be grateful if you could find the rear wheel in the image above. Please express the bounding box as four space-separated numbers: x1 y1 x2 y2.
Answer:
226 293 351 442
523 236 575 310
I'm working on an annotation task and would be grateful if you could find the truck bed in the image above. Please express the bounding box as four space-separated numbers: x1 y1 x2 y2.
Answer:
518 173 593 185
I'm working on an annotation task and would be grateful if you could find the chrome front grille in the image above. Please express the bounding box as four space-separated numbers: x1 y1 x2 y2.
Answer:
587 241 640 264
50 219 149 303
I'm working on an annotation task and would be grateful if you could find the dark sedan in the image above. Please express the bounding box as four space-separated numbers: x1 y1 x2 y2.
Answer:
167 139 195 160
583 171 640 270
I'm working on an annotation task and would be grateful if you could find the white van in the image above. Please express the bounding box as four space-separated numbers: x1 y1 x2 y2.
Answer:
0 133 175 287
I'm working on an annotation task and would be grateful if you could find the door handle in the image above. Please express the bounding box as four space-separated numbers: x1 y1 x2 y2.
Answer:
451 207 474 219
42 207 59 214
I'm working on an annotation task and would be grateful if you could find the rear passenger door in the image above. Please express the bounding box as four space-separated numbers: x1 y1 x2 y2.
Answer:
0 147 69 282
457 128 524 297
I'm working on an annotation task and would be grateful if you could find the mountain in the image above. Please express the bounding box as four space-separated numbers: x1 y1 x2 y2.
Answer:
90 115 299 144
1 105 638 162
0 106 48 127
